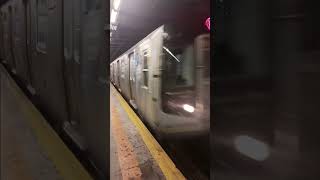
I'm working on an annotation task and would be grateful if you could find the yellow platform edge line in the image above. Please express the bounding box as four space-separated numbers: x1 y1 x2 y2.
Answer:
0 65 93 180
111 85 186 180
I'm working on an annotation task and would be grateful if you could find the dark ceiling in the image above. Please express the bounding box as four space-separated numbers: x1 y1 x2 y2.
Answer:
110 0 210 62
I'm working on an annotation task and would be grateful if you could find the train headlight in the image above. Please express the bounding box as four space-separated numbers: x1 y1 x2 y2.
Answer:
183 104 195 113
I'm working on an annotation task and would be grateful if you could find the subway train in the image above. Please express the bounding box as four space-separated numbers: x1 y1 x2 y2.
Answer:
0 0 108 178
110 23 210 138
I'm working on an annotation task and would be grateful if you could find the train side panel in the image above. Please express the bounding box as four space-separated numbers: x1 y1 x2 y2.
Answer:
29 0 43 98
115 59 120 88
8 3 17 72
2 3 16 71
148 27 164 128
28 0 68 130
119 58 125 92
0 11 5 61
12 0 31 86
111 26 164 131
118 57 126 95
79 1 109 175
46 0 69 128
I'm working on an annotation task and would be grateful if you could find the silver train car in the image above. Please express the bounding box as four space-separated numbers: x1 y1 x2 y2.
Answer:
111 25 210 138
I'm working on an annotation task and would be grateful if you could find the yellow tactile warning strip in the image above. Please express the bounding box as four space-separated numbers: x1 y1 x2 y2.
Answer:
111 104 142 179
0 65 93 180
111 85 186 180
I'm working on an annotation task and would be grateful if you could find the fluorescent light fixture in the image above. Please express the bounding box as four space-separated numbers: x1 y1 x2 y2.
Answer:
234 135 270 161
110 9 118 24
183 104 195 113
163 46 180 62
113 0 121 10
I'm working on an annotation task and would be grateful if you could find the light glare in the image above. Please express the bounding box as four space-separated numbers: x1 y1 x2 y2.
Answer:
183 104 195 113
234 135 270 161
113 0 121 10
163 46 180 62
111 9 118 24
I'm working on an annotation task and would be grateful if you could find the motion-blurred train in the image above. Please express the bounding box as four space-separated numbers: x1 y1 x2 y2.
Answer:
110 24 210 138
0 0 108 178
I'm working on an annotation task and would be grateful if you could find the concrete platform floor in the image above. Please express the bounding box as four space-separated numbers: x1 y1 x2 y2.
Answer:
1 71 62 180
0 65 92 180
110 85 185 180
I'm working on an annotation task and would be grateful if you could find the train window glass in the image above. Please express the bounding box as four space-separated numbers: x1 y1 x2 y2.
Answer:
162 45 195 88
13 5 18 36
200 35 210 78
161 26 197 116
37 0 48 52
142 50 149 87
85 0 101 11
129 52 134 77
143 51 148 69
121 59 125 77
117 60 120 83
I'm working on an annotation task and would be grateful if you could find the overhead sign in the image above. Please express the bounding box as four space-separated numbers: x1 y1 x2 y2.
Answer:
205 17 210 31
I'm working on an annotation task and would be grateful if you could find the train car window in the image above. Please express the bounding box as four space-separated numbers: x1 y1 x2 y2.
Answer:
117 60 120 84
142 50 149 87
162 45 195 88
202 36 210 78
36 0 48 52
83 0 101 12
203 50 210 78
13 5 18 36
120 58 125 78
73 1 81 62
161 25 197 116
48 0 57 9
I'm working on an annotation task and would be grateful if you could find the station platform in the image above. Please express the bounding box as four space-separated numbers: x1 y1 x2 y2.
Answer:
0 65 92 180
110 85 185 180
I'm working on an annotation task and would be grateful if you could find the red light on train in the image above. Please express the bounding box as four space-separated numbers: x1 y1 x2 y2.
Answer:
205 18 210 30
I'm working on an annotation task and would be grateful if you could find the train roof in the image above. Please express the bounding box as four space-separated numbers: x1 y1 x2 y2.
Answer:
110 25 164 64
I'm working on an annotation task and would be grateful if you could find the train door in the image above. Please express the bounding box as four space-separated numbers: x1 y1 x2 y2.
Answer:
112 63 115 83
33 0 49 98
14 1 31 86
63 0 74 124
8 6 17 72
110 64 112 82
195 34 210 117
0 12 4 61
25 0 34 92
117 59 121 89
113 63 116 84
129 52 137 105
139 45 151 118
12 4 21 77
3 10 10 64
